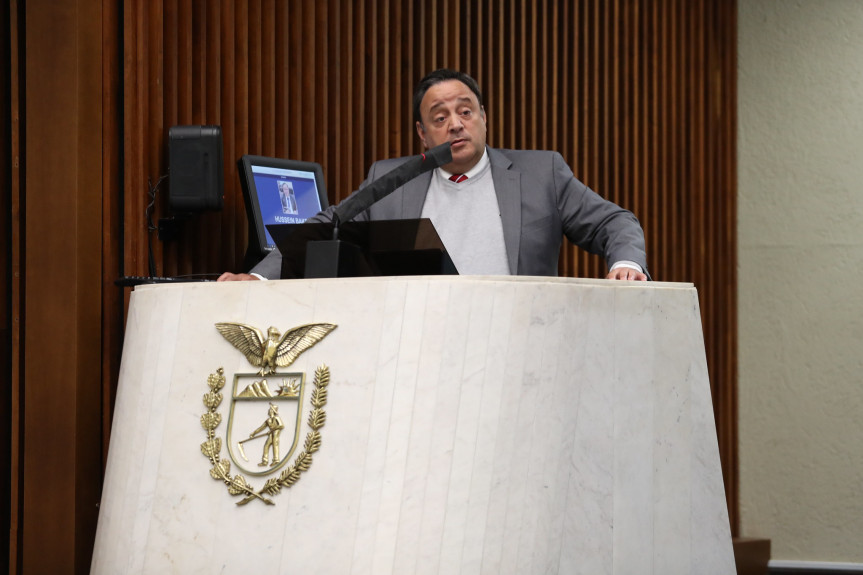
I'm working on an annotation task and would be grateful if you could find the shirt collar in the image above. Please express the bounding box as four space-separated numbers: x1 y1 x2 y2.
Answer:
438 147 490 181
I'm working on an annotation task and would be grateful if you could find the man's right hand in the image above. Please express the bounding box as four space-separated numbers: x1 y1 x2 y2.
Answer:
217 272 261 282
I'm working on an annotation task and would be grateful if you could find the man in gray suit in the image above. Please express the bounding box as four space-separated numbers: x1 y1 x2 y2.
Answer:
219 69 648 282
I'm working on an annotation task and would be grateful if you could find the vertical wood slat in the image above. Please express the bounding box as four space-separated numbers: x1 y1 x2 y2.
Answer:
4 1 22 571
190 0 204 124
721 0 739 535
261 0 275 154
100 0 123 467
120 0 738 533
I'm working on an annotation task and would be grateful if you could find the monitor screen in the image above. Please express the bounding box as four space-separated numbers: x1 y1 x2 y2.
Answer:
238 155 328 254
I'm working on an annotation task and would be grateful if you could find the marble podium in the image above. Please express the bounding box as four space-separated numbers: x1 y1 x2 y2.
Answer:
91 276 735 574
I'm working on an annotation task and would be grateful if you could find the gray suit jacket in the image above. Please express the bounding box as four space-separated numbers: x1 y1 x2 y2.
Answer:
251 147 648 279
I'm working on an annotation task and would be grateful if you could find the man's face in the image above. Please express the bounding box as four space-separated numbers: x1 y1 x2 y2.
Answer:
416 79 487 174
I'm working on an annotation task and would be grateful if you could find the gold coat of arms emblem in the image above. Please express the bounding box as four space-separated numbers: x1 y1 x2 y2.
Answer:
200 322 337 505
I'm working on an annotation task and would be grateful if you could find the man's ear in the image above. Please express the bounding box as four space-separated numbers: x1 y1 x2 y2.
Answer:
416 121 428 148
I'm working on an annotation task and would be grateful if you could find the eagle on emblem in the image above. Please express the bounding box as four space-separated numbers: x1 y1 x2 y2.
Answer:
215 322 337 375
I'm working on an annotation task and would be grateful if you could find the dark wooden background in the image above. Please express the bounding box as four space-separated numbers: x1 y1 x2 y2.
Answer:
4 0 736 572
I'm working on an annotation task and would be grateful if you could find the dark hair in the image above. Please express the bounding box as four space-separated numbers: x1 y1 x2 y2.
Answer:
413 69 484 124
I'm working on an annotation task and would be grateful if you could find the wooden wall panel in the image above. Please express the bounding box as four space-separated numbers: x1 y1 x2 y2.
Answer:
122 0 737 531
14 1 117 572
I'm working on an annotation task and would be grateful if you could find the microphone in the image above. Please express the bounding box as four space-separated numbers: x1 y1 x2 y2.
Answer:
331 142 453 232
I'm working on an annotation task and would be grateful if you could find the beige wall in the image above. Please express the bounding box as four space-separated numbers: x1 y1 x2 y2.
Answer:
738 0 863 562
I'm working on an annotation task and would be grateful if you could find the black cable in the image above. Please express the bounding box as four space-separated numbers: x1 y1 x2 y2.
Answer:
145 174 168 277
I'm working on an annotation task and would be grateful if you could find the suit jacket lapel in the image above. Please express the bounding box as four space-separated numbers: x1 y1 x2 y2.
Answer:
400 171 433 218
488 148 521 274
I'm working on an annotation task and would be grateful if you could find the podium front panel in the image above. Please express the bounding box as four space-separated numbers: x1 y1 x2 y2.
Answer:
91 276 735 574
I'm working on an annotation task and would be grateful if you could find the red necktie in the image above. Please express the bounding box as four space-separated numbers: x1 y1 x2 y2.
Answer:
449 174 468 183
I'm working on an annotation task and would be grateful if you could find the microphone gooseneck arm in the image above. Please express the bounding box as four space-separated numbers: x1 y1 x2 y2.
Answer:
331 211 341 240
331 142 453 227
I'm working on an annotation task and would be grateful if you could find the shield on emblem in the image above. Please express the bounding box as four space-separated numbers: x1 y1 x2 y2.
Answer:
226 371 306 476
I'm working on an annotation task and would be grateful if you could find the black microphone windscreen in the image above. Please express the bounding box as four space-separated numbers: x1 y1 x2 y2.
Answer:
422 142 453 168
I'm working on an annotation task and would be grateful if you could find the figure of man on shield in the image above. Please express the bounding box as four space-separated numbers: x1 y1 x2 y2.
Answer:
250 403 284 467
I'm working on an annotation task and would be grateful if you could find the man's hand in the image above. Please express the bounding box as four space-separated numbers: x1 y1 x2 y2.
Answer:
606 268 647 281
217 272 261 282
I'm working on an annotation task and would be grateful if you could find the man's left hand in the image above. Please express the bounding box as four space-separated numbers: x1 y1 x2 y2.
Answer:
606 268 648 281
217 272 261 282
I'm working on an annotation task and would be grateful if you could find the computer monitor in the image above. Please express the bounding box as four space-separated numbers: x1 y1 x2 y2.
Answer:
238 155 329 257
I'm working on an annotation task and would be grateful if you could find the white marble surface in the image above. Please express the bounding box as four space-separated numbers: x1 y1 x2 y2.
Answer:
91 276 735 574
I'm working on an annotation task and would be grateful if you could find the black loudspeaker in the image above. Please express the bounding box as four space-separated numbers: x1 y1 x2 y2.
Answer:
168 125 224 212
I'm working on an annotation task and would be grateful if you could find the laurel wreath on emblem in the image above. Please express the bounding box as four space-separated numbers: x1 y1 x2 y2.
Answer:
200 364 330 506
